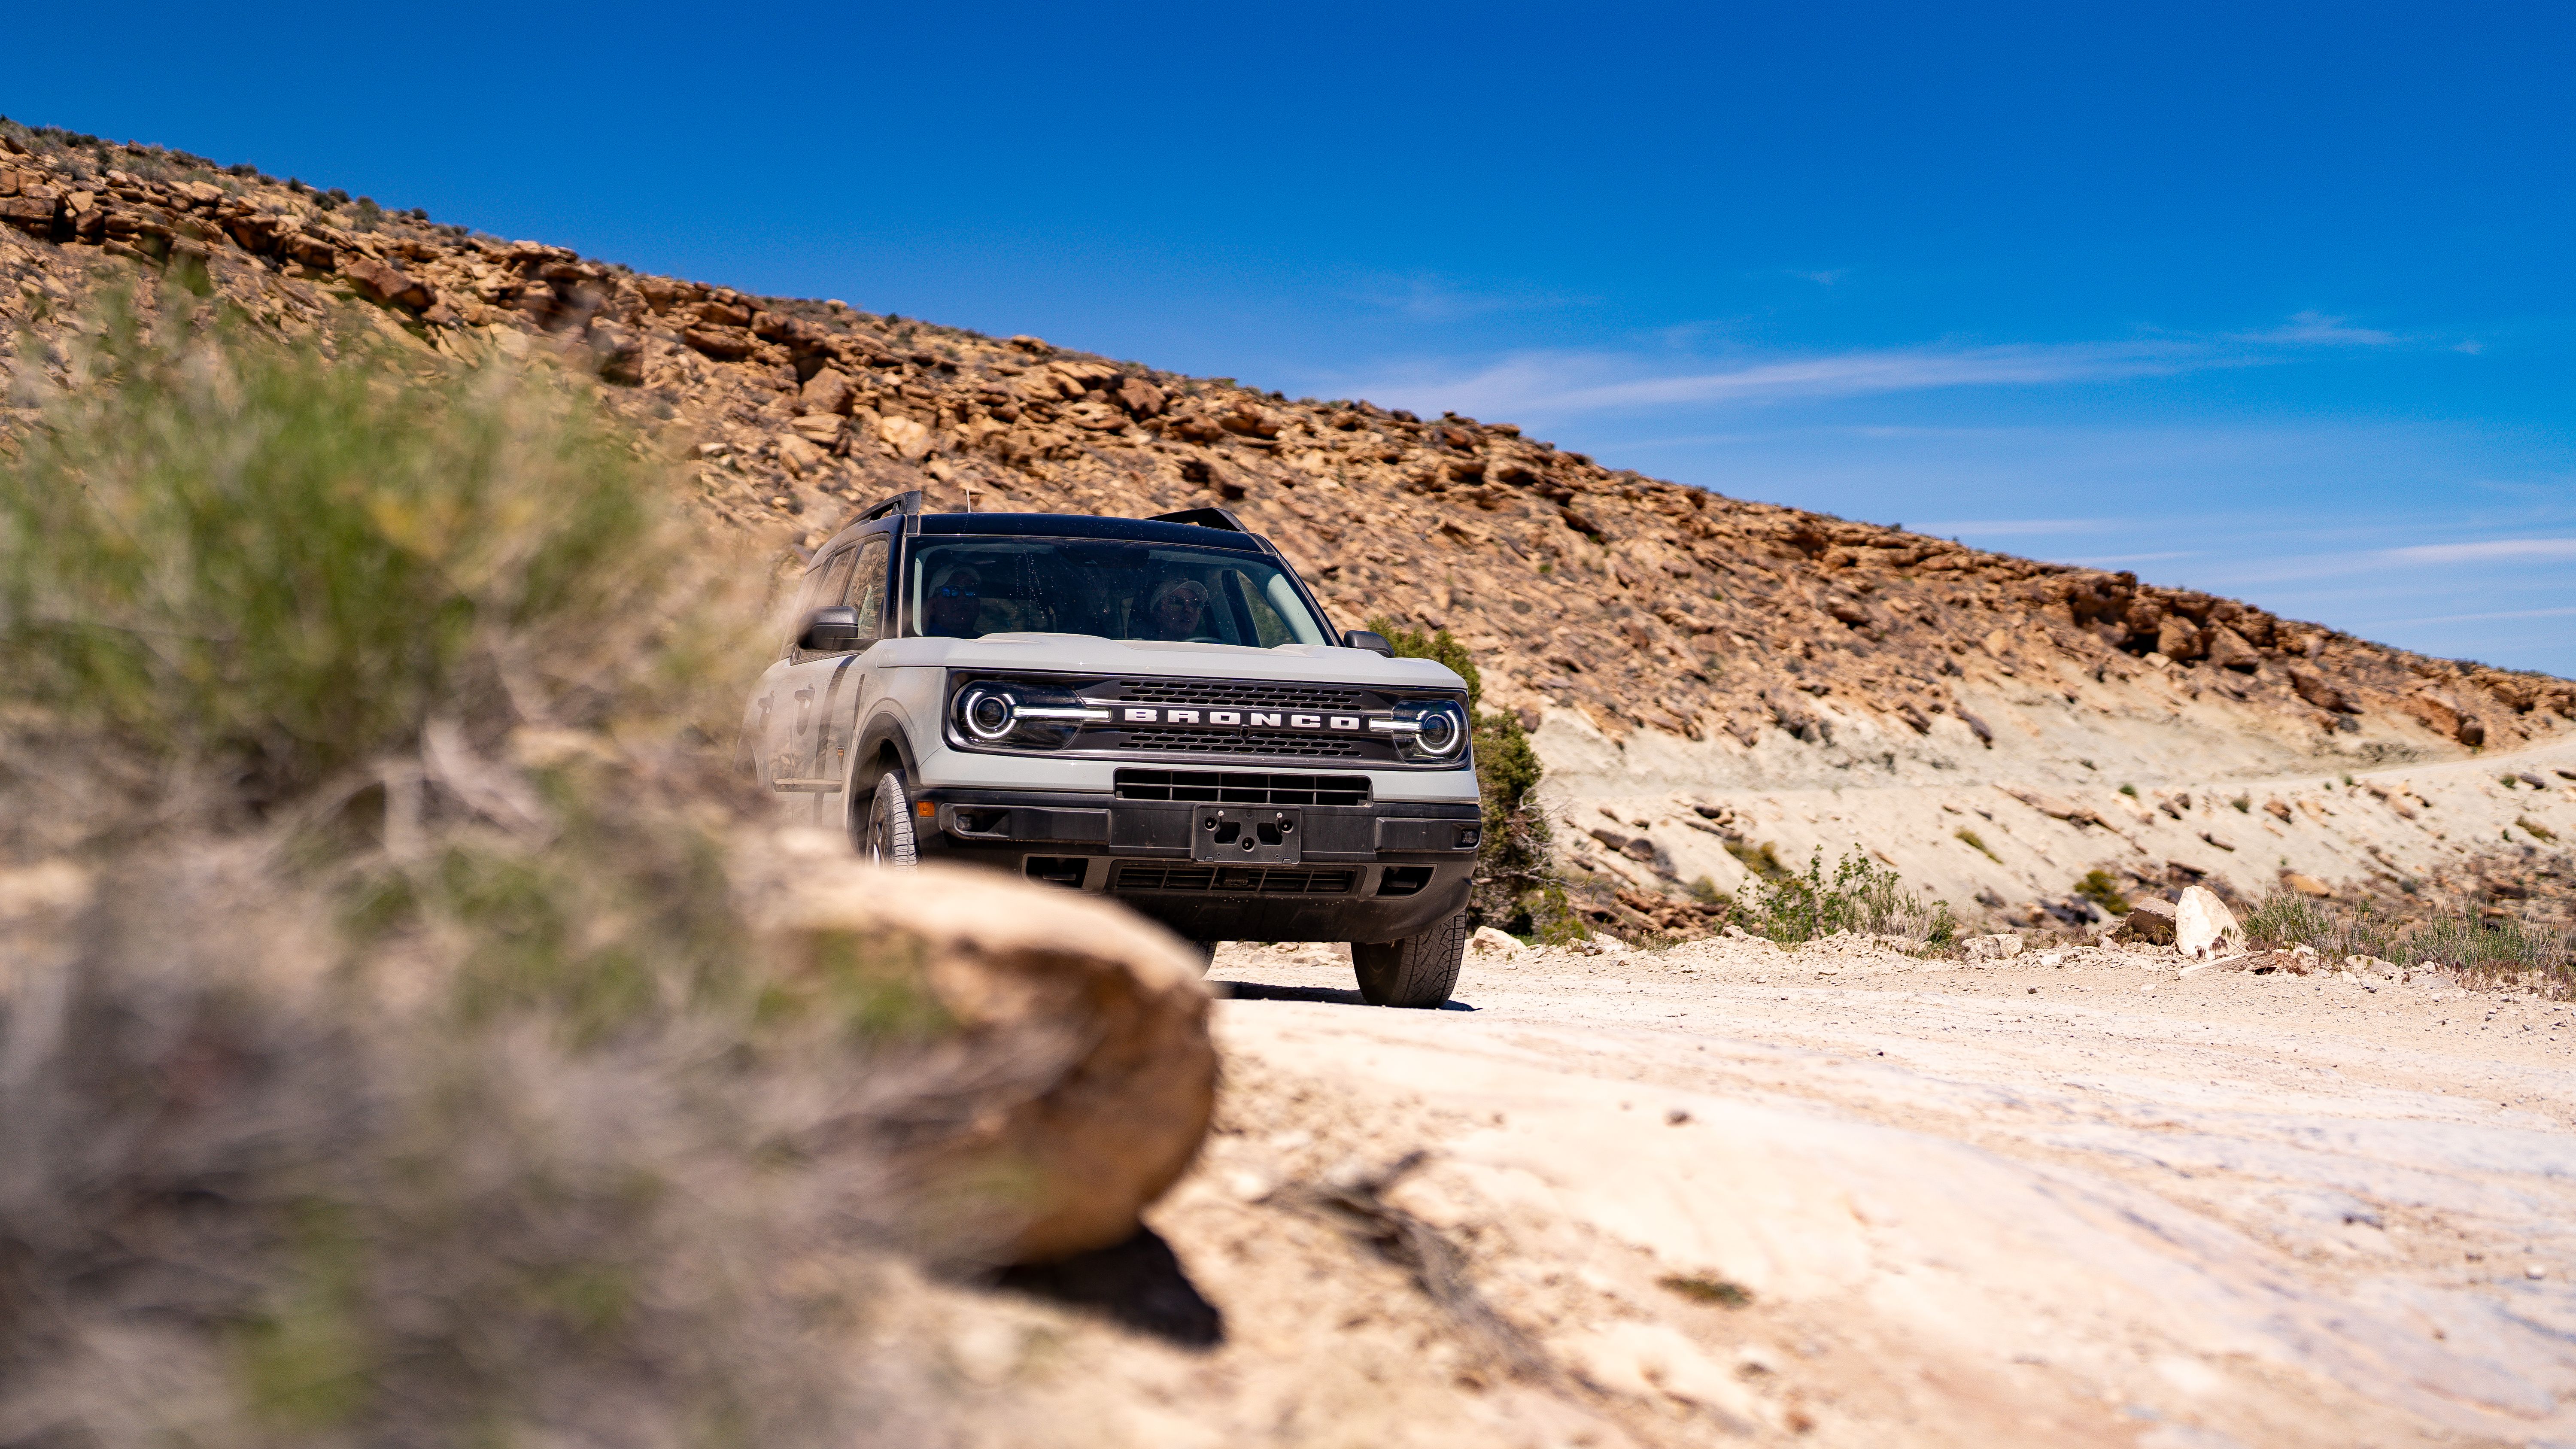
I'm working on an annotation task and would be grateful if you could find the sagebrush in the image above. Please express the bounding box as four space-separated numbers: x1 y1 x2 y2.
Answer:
1750 847 1957 951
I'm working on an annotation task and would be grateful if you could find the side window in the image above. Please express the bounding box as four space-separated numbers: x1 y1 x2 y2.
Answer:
788 547 858 656
843 538 890 644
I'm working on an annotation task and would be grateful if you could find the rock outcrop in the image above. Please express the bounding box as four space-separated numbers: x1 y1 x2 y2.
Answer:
1 123 2564 778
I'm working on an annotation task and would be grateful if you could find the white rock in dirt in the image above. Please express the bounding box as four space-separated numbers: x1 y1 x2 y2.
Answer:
1469 926 1524 957
2174 886 2245 961
1964 933 2025 961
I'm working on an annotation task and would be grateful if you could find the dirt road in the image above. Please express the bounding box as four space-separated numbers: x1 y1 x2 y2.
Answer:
927 937 2574 1447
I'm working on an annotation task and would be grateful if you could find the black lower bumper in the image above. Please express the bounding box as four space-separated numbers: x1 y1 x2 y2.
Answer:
913 787 1479 943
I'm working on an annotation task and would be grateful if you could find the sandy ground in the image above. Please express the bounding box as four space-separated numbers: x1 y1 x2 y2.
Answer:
906 934 2575 1448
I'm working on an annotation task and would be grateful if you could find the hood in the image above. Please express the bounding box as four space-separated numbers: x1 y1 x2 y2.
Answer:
870 634 1469 692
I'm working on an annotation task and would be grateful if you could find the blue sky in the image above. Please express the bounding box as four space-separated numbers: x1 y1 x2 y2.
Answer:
15 2 2572 672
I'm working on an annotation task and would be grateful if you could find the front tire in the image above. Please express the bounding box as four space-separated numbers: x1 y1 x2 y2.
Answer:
865 769 920 868
1352 913 1466 1008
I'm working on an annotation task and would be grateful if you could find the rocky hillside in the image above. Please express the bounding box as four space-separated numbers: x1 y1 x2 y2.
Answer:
5 121 2572 933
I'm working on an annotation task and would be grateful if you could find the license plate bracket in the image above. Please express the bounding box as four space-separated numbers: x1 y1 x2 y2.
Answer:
1191 805 1303 863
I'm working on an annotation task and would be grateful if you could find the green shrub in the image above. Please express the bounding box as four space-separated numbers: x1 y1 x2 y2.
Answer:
2072 869 2130 915
2242 889 2570 986
1955 828 2000 863
0 297 743 813
1750 847 1956 951
1368 616 1575 940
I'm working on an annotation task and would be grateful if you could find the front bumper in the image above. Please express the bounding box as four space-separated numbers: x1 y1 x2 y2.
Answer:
913 786 1480 943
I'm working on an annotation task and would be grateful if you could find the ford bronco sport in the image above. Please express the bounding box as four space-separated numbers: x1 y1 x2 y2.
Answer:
741 491 1479 1008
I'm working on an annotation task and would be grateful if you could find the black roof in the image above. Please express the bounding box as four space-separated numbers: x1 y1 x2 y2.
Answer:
899 512 1273 552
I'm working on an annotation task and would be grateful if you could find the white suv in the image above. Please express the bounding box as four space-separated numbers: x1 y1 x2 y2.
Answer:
740 492 1481 1007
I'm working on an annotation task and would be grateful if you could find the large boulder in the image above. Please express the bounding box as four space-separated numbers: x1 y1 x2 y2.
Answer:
2402 689 2486 747
799 366 857 416
2174 886 2244 961
2205 626 2262 672
735 835 1217 1263
2288 667 2352 713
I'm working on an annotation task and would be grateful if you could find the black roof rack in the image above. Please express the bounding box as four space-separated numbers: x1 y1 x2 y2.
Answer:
1148 507 1249 533
857 489 925 523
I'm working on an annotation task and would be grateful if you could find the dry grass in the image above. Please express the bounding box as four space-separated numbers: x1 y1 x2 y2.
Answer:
0 310 1050 1443
2241 886 2573 991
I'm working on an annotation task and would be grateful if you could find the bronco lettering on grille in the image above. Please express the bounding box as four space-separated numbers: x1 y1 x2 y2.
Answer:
1115 704 1375 732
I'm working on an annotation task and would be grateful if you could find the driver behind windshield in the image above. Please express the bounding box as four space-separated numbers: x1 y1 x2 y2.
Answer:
1144 576 1214 641
926 567 983 638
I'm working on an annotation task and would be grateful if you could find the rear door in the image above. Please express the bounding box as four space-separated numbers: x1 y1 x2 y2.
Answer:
754 544 857 797
768 535 893 821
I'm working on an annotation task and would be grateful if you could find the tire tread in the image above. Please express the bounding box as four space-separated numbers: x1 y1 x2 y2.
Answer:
1352 912 1466 1008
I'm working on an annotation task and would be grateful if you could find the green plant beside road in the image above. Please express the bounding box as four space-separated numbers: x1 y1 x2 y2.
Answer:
1369 617 1581 942
2242 888 2570 988
2073 869 2131 916
1750 847 1957 952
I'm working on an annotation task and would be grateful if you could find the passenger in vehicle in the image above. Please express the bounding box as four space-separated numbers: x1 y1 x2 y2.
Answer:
1143 576 1215 641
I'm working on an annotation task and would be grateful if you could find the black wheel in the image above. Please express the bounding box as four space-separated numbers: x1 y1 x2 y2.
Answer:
865 769 920 868
1352 912 1466 1008
1183 940 1219 976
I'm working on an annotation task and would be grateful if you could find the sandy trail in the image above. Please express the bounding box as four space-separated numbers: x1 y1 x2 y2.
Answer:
941 937 2576 1447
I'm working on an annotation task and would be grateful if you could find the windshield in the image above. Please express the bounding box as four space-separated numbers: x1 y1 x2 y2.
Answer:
905 537 1330 646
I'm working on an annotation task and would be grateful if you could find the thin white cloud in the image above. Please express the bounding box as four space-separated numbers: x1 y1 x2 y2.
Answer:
1347 274 1585 322
2232 310 2397 347
2380 538 2576 564
2065 550 2205 566
1911 517 2123 537
2363 605 2576 628
1335 340 2209 420
1318 307 2419 423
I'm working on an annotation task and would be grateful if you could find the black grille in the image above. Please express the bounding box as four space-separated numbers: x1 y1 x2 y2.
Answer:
1114 769 1370 805
1111 864 1358 895
1121 729 1366 759
1106 678 1373 711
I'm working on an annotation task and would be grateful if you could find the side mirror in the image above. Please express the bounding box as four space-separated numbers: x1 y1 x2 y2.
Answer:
798 605 866 653
1343 629 1396 657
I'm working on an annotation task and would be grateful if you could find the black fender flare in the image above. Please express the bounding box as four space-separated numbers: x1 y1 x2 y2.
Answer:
848 707 920 800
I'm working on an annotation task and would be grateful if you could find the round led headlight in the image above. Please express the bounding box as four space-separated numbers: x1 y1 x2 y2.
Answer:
958 685 1017 741
1398 701 1468 759
951 679 1111 749
1412 701 1473 758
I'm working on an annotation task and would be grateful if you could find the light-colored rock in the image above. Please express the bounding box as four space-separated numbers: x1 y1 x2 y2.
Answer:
1964 933 2025 961
877 413 934 462
788 413 844 446
2282 872 2333 898
799 366 856 416
775 434 825 477
341 255 433 310
1468 926 1523 957
2156 614 2202 659
2174 886 2244 961
739 836 1216 1263
2206 626 2262 671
